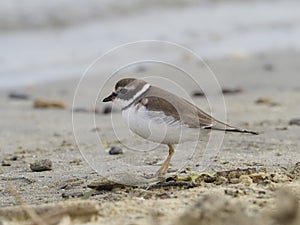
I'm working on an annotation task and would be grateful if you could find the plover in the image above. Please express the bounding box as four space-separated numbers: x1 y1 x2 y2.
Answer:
103 78 258 176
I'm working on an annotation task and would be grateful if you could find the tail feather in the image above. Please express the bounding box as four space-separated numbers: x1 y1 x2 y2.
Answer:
203 121 259 135
223 127 258 135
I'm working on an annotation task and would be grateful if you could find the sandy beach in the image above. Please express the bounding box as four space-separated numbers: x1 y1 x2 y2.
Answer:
1 48 300 224
1 0 300 224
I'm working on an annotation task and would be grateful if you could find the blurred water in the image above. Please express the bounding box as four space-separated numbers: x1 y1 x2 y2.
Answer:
0 0 299 88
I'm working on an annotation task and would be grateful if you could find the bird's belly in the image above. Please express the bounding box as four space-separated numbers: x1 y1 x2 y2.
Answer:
122 106 206 144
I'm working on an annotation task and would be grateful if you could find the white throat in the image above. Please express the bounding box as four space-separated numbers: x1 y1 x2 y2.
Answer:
114 83 150 110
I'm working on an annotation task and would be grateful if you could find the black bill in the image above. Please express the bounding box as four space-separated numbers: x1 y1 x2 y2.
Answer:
102 92 117 102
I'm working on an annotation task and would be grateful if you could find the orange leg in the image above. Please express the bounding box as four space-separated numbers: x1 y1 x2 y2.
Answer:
156 144 175 176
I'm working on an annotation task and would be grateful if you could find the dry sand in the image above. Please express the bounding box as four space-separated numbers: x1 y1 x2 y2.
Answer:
0 50 300 225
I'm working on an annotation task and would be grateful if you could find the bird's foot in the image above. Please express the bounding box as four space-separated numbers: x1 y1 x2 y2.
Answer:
155 167 167 177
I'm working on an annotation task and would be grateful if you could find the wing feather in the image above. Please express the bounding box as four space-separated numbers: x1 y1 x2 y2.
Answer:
136 86 258 135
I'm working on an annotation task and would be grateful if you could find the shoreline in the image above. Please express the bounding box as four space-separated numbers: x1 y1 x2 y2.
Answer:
3 48 300 91
2 0 300 90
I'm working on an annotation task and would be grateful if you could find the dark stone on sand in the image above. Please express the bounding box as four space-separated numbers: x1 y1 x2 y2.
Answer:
289 118 300 126
109 146 123 155
9 155 19 161
30 159 52 172
60 184 68 190
221 87 243 94
192 90 205 97
8 92 30 100
1 161 11 166
258 190 266 195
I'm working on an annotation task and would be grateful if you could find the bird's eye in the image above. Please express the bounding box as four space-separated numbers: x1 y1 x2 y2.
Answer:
119 88 128 94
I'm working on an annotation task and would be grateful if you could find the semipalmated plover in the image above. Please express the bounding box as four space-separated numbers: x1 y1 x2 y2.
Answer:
103 78 258 176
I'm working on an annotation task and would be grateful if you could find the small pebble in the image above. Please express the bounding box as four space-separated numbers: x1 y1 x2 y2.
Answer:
9 155 19 161
192 90 205 97
258 190 266 195
289 118 300 126
221 87 243 95
33 99 65 109
255 97 278 106
109 146 123 155
8 92 30 100
1 160 11 166
60 184 69 190
30 159 52 172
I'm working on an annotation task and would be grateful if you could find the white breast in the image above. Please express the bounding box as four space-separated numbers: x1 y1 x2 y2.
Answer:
122 104 205 144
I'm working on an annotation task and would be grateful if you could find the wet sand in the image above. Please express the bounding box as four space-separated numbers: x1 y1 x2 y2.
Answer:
0 50 300 225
